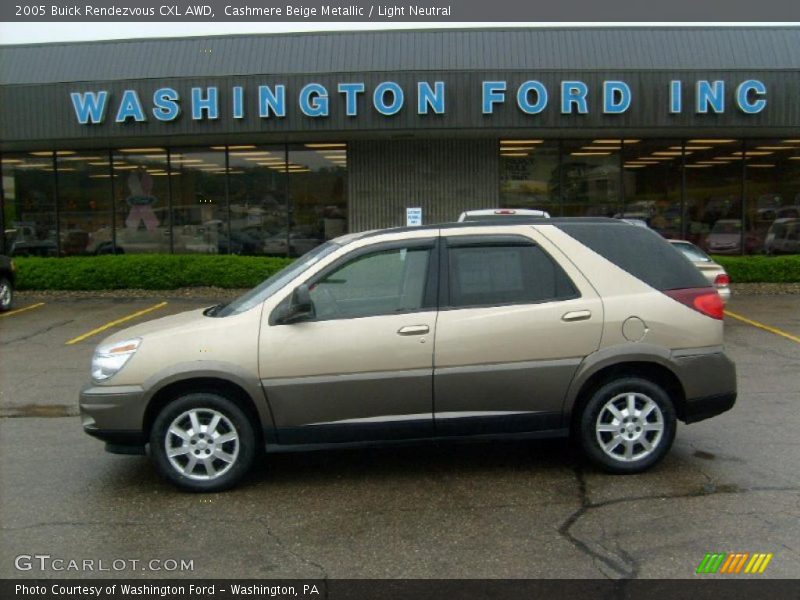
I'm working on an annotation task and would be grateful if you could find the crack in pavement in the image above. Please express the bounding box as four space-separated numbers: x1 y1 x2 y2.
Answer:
557 466 800 581
3 319 75 344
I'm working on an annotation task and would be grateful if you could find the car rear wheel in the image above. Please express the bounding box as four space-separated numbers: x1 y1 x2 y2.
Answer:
0 276 13 311
150 393 257 492
579 377 676 474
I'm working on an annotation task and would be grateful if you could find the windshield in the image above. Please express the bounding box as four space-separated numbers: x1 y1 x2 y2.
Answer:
673 242 710 262
213 242 340 317
711 221 741 234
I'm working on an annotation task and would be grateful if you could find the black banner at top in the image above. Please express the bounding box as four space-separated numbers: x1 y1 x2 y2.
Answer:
2 0 800 22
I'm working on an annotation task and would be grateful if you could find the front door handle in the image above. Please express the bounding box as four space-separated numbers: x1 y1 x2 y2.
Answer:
562 310 592 322
397 325 429 336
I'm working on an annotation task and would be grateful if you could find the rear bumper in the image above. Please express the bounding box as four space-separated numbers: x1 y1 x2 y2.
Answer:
672 349 737 423
682 391 737 424
79 384 147 452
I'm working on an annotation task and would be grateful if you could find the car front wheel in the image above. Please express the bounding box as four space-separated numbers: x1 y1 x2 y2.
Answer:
150 393 257 492
579 377 676 474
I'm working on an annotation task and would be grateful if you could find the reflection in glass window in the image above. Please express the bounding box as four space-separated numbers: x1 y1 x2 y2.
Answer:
682 140 744 254
499 140 559 214
745 140 800 255
287 143 348 258
310 246 430 320
227 145 287 256
111 148 171 254
561 139 626 217
622 140 682 238
2 152 58 256
170 147 227 254
56 151 113 256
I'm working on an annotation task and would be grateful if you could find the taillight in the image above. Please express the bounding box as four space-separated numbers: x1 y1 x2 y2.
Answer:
663 287 724 320
494 209 516 215
714 273 730 287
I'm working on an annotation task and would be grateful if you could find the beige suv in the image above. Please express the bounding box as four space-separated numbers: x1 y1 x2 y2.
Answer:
80 219 737 492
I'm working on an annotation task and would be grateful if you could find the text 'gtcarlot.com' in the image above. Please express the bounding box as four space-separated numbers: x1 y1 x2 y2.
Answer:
14 554 194 572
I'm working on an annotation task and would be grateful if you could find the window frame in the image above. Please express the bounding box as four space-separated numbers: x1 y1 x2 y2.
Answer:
439 234 580 311
269 237 439 325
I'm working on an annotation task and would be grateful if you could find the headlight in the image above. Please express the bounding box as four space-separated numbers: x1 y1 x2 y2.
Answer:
91 338 141 382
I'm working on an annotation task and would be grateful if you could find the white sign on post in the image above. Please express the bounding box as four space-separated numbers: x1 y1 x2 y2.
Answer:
406 207 422 227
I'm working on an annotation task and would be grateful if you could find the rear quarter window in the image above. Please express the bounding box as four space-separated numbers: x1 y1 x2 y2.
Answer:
555 223 709 291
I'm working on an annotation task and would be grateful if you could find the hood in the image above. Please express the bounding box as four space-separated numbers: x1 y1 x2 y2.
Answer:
99 307 212 347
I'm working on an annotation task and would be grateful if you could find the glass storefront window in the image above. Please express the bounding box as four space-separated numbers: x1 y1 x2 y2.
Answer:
286 143 348 258
111 148 171 254
227 145 288 256
56 150 113 256
682 139 744 253
561 139 624 217
170 147 227 254
499 140 559 214
2 152 58 256
745 139 800 255
622 140 682 238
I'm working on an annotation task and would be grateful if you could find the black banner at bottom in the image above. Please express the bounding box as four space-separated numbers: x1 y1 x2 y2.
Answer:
4 579 800 600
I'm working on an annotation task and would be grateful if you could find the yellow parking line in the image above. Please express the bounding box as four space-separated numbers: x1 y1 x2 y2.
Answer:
0 302 45 318
725 310 800 345
65 302 168 345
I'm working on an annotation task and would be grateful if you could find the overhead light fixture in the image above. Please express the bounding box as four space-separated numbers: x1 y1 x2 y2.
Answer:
89 161 111 166
170 159 205 163
570 152 611 156
89 174 112 179
688 139 736 144
781 139 800 144
695 161 723 165
685 165 712 168
30 150 75 156
304 143 346 149
670 146 712 151
119 148 166 153
502 152 529 157
14 163 49 169
748 164 775 168
2 159 24 164
652 151 684 156
113 165 139 170
501 140 544 145
56 167 77 172
592 139 621 144
583 146 620 151
59 155 103 161
623 139 641 144
624 165 647 168
210 145 256 150
231 151 274 157
755 146 795 151
143 154 168 159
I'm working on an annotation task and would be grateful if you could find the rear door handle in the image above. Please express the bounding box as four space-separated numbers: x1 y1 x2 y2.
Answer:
397 325 429 336
562 310 592 322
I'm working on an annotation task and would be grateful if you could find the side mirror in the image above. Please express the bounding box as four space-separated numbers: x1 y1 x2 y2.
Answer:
279 284 315 324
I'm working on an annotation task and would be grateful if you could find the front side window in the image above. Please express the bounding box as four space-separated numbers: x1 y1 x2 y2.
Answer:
310 246 432 320
447 243 577 307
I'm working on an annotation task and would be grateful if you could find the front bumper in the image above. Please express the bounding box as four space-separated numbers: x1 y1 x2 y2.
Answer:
672 349 737 423
79 384 147 451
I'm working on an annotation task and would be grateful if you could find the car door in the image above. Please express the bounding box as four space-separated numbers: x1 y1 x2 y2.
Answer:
259 237 439 444
433 229 603 436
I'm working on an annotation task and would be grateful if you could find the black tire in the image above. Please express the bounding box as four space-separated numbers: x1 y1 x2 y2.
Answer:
0 276 13 312
150 392 257 492
579 377 677 474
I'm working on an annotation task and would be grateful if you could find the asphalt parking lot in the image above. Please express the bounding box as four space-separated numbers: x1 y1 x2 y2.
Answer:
0 291 798 579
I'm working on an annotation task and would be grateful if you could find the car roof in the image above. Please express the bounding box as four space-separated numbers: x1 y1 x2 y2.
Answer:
352 217 623 240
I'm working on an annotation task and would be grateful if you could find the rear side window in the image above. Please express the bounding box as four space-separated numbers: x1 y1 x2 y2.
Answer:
556 223 708 291
447 242 577 307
